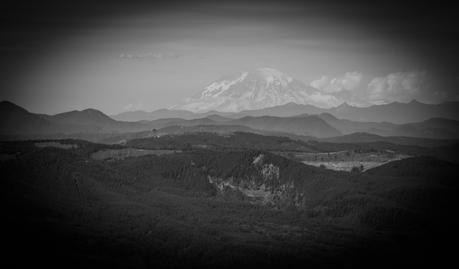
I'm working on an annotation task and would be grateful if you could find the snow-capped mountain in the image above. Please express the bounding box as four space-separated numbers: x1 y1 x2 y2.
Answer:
174 68 340 112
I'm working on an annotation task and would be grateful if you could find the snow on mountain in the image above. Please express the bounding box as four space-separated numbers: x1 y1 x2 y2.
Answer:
174 68 340 112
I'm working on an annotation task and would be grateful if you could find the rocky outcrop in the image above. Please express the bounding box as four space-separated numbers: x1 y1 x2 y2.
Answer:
207 154 305 208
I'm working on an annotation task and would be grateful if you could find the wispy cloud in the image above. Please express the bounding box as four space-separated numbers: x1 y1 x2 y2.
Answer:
119 52 180 60
123 101 144 111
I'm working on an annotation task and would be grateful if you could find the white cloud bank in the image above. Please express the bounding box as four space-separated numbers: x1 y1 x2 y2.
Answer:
306 92 342 108
310 70 441 106
367 71 429 104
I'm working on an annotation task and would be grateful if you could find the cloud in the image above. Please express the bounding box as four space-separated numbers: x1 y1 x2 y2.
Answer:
119 52 180 60
310 76 330 90
367 71 430 104
123 101 144 111
310 72 363 93
308 70 440 106
307 92 342 108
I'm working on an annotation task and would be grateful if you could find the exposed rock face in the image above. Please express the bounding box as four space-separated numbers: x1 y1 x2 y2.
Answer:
160 151 331 209
207 154 304 208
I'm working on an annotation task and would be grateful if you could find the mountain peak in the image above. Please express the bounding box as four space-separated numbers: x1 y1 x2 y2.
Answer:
0 100 28 112
174 67 327 113
80 108 110 117
199 71 248 99
52 108 116 125
253 67 293 84
257 67 282 74
336 102 352 109
1 100 16 106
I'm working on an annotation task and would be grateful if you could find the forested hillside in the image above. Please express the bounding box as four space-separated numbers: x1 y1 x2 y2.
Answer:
2 140 458 268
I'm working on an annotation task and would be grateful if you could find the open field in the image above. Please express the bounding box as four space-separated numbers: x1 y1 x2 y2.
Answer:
292 150 410 171
294 150 407 161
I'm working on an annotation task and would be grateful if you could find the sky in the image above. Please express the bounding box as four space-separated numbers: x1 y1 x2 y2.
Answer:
1 0 458 114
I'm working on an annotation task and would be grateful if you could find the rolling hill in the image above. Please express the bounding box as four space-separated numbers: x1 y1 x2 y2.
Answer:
228 115 341 137
0 101 56 134
146 114 342 138
0 101 150 136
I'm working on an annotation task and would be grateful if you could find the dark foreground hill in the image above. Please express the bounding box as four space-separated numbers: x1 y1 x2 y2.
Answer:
1 140 458 268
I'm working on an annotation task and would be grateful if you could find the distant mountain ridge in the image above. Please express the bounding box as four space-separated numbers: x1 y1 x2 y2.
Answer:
0 101 341 139
0 101 150 136
113 100 459 124
313 113 459 139
322 132 459 148
2 100 459 141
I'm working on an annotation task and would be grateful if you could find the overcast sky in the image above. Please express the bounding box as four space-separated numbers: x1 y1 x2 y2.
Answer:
1 0 458 114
